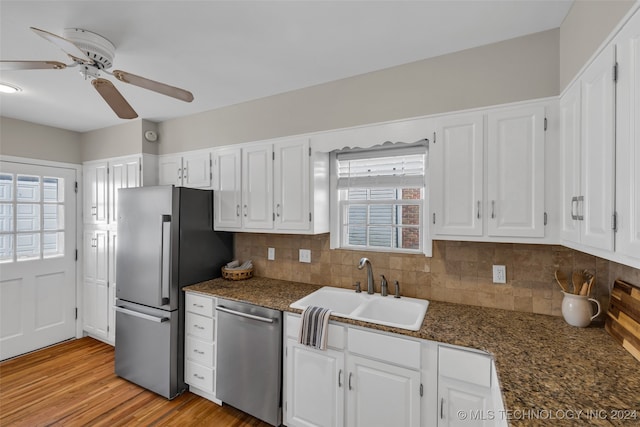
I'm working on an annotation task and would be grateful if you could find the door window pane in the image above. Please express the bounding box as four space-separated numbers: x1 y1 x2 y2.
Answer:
16 204 40 231
43 205 64 230
16 233 40 260
43 232 64 258
0 204 13 232
16 175 40 202
0 234 13 263
43 177 64 203
0 174 13 201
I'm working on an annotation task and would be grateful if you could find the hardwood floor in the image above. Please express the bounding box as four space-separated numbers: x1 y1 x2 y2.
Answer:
0 337 272 426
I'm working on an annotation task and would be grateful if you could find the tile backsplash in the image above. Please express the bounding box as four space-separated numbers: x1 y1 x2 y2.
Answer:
234 233 640 317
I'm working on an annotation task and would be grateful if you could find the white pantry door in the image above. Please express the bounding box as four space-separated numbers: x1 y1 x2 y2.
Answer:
0 161 77 360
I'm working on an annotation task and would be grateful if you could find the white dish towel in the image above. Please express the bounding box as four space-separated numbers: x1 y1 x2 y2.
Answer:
298 306 332 350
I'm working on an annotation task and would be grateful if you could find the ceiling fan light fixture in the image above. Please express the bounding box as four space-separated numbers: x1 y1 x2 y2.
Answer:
0 83 22 94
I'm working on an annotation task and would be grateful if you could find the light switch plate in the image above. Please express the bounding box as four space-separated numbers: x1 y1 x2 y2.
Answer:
493 265 506 284
268 247 275 261
299 249 311 263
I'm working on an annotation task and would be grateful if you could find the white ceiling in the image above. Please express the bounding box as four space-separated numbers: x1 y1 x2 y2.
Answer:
0 0 573 133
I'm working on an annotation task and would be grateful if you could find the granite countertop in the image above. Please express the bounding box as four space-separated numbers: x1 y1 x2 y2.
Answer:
185 277 640 426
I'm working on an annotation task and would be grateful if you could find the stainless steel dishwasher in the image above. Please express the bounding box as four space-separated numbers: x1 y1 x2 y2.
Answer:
215 298 282 426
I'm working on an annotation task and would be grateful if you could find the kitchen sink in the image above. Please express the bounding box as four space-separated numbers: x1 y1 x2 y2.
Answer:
290 286 429 331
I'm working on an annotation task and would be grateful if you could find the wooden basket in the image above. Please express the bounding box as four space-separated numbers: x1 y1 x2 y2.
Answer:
221 267 253 281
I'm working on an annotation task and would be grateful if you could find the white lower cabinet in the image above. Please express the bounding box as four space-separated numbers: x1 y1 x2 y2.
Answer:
283 313 505 427
184 292 219 403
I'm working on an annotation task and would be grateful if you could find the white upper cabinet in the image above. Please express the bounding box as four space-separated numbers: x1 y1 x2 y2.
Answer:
109 156 140 225
242 144 274 230
615 8 640 261
83 161 108 225
487 106 545 238
581 44 616 251
274 138 310 231
158 151 212 188
431 114 484 237
213 148 242 229
560 81 582 244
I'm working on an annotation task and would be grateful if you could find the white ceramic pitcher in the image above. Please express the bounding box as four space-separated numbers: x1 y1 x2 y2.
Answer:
561 291 601 327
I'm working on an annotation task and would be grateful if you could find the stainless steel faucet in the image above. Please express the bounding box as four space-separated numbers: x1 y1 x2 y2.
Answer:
357 257 375 294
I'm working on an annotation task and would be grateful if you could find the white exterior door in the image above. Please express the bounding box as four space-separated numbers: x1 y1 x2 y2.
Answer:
580 44 616 251
487 106 545 237
346 355 420 427
242 144 273 230
213 148 242 229
286 340 345 427
432 114 484 236
0 161 77 360
109 156 140 225
615 10 640 259
274 139 310 231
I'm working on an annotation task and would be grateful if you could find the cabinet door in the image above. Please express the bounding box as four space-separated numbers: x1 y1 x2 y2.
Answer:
346 355 420 427
213 148 242 229
431 114 484 236
438 377 491 427
83 230 108 339
107 230 117 343
83 162 108 225
274 139 310 231
182 152 212 188
615 10 640 259
158 155 183 186
487 106 545 237
242 144 273 230
559 82 582 244
109 157 140 225
286 340 345 427
580 44 616 251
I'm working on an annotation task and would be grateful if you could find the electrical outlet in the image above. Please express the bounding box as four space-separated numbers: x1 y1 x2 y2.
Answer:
299 249 311 263
267 247 275 261
493 265 506 284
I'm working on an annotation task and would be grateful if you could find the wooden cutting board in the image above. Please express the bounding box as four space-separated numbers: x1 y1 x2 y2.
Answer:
605 279 640 362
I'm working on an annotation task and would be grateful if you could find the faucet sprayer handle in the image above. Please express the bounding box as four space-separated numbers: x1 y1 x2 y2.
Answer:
353 281 362 293
380 275 388 297
394 280 401 298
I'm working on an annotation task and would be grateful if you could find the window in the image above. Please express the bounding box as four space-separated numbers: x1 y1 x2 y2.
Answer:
0 173 65 263
332 144 428 254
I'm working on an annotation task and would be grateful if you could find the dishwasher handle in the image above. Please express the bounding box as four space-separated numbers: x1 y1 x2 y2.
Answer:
115 306 169 323
216 305 275 323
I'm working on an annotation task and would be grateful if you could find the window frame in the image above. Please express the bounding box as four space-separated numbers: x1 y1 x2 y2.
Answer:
329 144 431 256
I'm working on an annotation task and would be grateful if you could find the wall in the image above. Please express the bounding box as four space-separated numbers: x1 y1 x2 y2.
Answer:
81 119 160 161
235 233 640 317
158 29 559 154
559 0 635 90
0 117 82 164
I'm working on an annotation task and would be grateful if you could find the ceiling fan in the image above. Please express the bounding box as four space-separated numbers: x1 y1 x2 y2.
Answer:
0 27 194 119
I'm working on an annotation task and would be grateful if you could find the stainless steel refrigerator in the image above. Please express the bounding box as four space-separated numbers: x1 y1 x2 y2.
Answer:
114 186 232 399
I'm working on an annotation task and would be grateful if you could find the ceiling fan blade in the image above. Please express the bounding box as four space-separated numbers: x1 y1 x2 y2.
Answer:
30 27 93 64
92 78 138 119
112 70 194 102
0 60 67 70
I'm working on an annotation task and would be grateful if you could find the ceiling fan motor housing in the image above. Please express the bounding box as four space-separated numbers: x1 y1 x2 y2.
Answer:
63 28 115 70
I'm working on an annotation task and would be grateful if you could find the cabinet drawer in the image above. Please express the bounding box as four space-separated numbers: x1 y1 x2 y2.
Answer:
186 293 215 317
286 313 345 350
185 360 214 393
186 336 215 367
348 328 420 370
186 312 215 341
439 345 492 388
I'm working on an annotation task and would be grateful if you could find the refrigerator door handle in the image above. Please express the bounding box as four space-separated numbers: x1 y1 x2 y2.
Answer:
161 214 172 306
115 306 169 323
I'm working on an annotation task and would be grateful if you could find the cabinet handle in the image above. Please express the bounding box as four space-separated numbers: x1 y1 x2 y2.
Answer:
243 205 248 217
193 349 204 355
577 196 584 221
440 397 444 419
348 372 353 390
192 303 204 308
177 168 182 178
571 197 578 220
236 204 240 217
91 206 97 216
491 200 496 219
477 200 481 219
276 203 281 217
338 369 342 388
193 373 205 380
193 324 204 330
183 167 188 181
